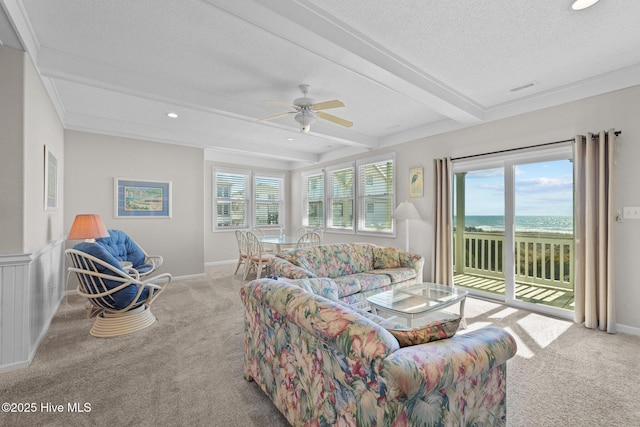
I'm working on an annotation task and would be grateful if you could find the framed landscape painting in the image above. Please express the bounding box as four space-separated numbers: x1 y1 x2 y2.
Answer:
114 178 172 218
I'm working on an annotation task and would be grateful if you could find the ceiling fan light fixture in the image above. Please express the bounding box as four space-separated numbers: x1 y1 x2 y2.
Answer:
295 111 316 133
571 0 600 10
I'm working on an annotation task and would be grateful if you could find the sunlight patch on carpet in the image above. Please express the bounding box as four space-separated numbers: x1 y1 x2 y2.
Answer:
517 313 572 348
488 307 519 319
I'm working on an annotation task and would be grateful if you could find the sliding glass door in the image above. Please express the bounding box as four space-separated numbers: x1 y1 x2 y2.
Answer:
452 145 575 318
453 167 506 297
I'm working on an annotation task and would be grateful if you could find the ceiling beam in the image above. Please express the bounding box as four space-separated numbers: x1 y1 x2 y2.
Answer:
206 0 484 125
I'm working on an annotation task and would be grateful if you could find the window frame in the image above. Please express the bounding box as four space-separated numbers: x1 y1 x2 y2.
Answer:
301 169 325 229
325 162 356 234
213 167 250 231
356 153 396 236
304 153 395 237
253 171 285 229
212 167 285 232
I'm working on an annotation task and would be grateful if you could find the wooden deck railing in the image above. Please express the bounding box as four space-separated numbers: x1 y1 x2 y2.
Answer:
454 231 574 290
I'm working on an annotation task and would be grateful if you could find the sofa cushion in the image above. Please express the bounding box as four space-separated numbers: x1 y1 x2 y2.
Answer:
287 277 339 301
96 229 147 268
280 243 375 278
367 267 417 284
73 242 151 309
333 271 391 297
386 315 461 347
331 276 363 298
373 245 402 269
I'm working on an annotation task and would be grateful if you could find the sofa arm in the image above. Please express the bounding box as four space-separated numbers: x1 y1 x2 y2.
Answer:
400 251 424 274
286 291 400 364
379 327 517 400
270 256 316 279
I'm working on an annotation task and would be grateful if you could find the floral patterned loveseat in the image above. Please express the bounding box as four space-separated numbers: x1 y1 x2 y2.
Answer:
269 242 424 309
241 278 517 426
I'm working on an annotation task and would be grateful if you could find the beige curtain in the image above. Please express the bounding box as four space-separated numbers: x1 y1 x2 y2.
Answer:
432 158 453 285
574 129 616 333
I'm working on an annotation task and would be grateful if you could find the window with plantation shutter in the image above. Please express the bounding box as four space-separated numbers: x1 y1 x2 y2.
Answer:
214 169 249 229
254 174 283 226
326 164 355 232
357 154 395 234
302 171 324 227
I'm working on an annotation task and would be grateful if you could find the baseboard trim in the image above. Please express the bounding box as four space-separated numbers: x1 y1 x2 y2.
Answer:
615 323 640 336
205 260 236 267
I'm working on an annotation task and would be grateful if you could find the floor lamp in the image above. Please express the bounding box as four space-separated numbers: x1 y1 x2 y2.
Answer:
393 200 422 252
394 200 422 252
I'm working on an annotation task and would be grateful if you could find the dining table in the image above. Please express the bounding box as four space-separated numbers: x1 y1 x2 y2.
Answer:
259 235 298 253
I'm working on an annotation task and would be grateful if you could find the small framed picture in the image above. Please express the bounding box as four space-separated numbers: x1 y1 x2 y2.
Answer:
114 178 172 218
44 145 58 210
409 166 424 198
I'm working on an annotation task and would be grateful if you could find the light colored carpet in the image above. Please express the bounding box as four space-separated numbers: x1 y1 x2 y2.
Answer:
1 264 639 426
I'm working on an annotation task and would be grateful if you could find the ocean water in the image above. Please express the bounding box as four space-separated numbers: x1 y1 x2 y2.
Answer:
454 215 573 234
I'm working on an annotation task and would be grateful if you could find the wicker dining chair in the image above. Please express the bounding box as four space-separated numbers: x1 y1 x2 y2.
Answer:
244 231 275 279
234 230 249 275
295 231 322 249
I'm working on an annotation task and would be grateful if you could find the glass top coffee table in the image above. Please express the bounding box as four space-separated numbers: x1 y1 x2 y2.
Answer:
367 283 468 328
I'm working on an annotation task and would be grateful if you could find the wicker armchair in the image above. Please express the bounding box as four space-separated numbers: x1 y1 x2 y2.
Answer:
66 244 171 337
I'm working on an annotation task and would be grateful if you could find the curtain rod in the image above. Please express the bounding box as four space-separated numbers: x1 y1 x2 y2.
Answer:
451 130 621 161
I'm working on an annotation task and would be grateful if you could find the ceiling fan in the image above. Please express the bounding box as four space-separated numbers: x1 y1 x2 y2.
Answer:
258 84 353 133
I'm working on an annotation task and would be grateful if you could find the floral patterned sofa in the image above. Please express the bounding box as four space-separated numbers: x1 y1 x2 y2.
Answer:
269 242 424 310
241 278 517 426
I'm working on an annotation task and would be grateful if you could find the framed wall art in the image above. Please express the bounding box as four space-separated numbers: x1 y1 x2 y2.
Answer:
44 145 58 210
114 178 172 218
409 166 424 198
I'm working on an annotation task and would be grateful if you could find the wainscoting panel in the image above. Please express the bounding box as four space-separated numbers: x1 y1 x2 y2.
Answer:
0 238 66 373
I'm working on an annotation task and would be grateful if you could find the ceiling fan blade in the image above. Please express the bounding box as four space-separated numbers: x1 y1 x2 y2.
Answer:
317 111 353 127
257 111 294 121
265 99 297 109
312 99 345 110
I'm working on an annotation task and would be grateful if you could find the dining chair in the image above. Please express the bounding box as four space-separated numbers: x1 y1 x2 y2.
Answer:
234 230 249 275
295 231 322 249
251 227 275 252
244 231 275 279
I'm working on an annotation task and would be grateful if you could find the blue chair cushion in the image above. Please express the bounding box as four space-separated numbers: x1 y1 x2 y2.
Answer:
74 242 150 309
96 229 148 271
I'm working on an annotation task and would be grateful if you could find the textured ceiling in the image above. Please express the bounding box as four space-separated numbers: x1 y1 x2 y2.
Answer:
2 0 640 169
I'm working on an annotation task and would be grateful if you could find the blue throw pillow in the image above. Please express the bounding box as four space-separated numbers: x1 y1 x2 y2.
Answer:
73 242 149 309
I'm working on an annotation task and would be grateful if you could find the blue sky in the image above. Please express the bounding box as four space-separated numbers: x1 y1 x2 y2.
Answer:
460 159 574 216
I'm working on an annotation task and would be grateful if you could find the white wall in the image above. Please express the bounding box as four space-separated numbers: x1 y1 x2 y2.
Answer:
290 85 640 332
0 45 26 253
23 47 65 251
65 131 205 283
0 45 66 372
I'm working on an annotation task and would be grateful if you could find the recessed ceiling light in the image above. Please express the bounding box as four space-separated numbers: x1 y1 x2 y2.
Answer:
571 0 600 11
510 81 537 92
166 112 178 118
286 137 294 141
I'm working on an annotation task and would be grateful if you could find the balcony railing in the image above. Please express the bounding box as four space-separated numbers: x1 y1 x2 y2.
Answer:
454 231 574 290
